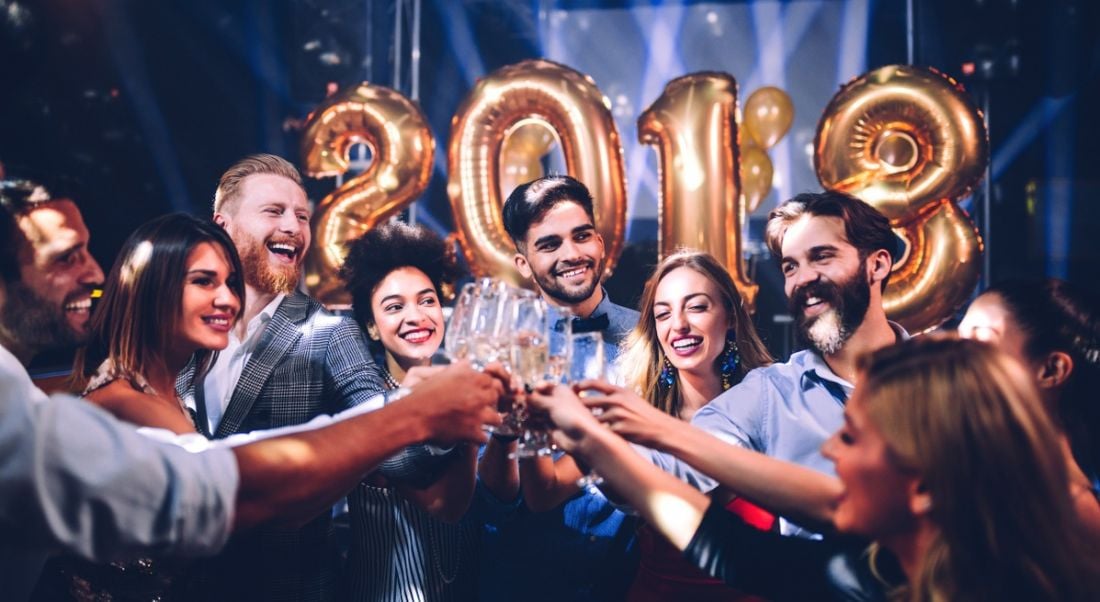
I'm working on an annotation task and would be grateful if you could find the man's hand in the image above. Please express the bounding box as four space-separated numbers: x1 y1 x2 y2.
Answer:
399 361 504 444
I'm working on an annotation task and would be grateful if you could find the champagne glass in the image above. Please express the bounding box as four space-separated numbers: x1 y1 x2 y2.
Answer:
571 331 607 488
442 282 477 361
467 279 511 367
509 292 552 457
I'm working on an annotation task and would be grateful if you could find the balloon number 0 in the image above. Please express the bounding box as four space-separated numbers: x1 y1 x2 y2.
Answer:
301 62 986 331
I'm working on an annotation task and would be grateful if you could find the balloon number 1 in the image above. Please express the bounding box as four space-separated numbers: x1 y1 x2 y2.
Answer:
639 72 758 311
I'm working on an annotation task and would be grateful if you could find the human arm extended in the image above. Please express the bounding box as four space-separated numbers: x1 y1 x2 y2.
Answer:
231 361 502 530
581 380 840 530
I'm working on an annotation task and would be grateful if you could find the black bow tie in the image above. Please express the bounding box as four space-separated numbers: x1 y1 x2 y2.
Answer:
571 313 610 334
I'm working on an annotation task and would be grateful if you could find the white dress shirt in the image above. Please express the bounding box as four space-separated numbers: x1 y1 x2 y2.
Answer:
0 344 238 601
200 293 285 434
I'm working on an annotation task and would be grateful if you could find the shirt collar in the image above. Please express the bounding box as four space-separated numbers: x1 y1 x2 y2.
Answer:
797 320 910 397
584 286 613 319
245 293 285 337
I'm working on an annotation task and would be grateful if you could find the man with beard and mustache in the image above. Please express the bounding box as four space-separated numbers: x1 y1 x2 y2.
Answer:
176 154 394 601
470 175 641 602
0 177 103 366
644 190 906 538
503 175 640 357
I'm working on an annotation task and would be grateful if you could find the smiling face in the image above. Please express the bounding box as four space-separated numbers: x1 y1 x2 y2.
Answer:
514 201 605 307
821 390 919 539
780 215 872 355
368 266 444 371
215 173 310 296
5 200 105 352
175 242 241 358
653 266 731 378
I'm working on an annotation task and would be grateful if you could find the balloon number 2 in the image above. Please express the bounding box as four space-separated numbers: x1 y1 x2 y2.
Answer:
301 61 986 332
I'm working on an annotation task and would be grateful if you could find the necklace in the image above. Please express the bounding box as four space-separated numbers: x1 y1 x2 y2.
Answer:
380 365 400 390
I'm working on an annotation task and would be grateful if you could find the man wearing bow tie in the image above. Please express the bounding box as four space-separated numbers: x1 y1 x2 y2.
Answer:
503 174 639 361
471 175 640 602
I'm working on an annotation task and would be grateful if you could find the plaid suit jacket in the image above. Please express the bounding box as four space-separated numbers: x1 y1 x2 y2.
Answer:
177 291 384 601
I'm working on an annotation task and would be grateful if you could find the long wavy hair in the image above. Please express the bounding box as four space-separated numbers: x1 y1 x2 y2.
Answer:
617 250 772 417
72 213 244 391
859 336 1100 601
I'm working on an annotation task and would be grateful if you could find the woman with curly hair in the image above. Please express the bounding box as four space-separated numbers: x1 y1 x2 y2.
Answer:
340 221 476 602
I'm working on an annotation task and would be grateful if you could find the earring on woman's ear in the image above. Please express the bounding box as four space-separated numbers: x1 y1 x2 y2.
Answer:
720 331 741 390
659 356 676 391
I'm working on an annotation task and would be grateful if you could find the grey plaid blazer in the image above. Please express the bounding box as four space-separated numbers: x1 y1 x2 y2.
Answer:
176 291 384 601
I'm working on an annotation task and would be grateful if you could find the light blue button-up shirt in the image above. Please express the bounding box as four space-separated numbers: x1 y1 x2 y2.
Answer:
645 323 908 536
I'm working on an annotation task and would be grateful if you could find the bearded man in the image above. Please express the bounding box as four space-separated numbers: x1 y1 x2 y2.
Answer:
646 190 906 537
176 154 390 601
0 177 103 365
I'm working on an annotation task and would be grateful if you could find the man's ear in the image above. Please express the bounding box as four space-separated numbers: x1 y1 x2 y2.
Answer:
1037 351 1074 390
908 479 933 518
514 252 533 280
866 248 892 286
213 212 228 228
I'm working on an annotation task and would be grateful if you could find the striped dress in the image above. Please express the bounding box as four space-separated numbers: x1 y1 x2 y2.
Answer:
346 481 478 602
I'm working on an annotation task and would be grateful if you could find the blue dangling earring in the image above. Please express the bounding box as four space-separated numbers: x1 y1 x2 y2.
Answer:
720 331 741 391
659 356 676 391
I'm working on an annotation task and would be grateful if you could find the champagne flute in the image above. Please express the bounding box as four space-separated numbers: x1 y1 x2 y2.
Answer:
509 291 551 457
442 282 477 361
571 331 607 488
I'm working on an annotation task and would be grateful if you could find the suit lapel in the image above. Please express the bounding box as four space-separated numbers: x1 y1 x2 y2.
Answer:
213 292 310 438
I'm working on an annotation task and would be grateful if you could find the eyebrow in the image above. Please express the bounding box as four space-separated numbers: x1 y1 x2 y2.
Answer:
186 269 219 277
378 288 435 305
532 233 562 248
781 244 840 264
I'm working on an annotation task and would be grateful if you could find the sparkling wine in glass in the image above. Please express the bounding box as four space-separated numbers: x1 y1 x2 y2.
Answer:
571 331 607 488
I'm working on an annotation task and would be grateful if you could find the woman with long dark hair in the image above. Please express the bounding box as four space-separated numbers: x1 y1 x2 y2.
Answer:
36 213 243 599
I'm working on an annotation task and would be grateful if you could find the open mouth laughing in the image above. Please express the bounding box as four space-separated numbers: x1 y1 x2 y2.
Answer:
267 240 301 264
669 335 703 357
400 327 435 344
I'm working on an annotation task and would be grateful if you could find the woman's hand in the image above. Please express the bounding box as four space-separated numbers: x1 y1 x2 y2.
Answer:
574 380 679 449
526 382 603 453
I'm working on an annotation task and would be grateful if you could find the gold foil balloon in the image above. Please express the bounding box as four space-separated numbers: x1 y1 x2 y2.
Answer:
639 72 757 311
740 142 774 214
447 59 627 286
885 202 983 330
815 65 988 221
743 86 794 150
815 65 989 332
498 120 557 202
300 82 435 305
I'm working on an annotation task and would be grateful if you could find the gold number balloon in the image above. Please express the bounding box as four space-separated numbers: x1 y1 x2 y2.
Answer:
300 82 435 305
447 59 627 287
639 72 757 311
815 65 988 332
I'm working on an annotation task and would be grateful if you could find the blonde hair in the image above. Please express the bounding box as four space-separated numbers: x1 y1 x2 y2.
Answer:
213 153 303 214
858 336 1100 601
618 250 772 417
